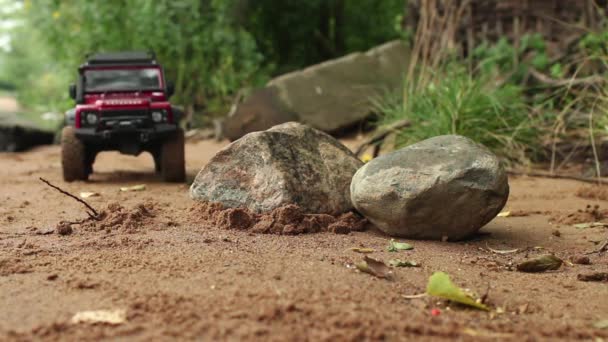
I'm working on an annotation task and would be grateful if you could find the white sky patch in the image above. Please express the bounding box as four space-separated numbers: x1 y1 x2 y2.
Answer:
0 0 23 52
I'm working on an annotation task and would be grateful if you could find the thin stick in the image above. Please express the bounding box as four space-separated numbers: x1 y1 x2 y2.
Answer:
586 238 608 255
354 119 411 157
507 170 608 185
39 177 99 218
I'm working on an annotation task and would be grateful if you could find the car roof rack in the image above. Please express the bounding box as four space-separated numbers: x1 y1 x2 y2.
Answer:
83 51 157 66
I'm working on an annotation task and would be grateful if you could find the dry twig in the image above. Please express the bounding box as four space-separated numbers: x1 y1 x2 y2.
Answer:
355 119 411 157
507 169 608 185
39 177 99 219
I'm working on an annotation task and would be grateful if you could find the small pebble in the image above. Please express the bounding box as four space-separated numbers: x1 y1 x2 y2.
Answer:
572 255 591 265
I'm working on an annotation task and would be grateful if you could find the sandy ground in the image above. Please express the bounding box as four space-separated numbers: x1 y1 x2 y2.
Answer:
0 95 19 113
1 139 608 341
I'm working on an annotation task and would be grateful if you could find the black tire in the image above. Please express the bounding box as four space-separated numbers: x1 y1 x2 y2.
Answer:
160 129 185 182
152 151 161 173
61 126 88 182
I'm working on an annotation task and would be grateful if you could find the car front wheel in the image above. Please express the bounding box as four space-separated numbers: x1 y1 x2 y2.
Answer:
160 129 185 182
61 126 88 182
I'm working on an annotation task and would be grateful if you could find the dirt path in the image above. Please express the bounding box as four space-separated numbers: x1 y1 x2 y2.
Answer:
0 95 19 113
1 140 607 341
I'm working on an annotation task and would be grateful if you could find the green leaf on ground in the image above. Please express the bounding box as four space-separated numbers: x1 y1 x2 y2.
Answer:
516 254 563 273
387 239 413 252
388 259 420 267
426 272 489 311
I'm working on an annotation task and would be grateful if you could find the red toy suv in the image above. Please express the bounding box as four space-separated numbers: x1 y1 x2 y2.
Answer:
62 51 185 182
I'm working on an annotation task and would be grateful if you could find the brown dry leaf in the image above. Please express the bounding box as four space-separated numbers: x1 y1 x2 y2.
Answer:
71 309 127 325
577 272 608 282
349 247 375 254
486 243 519 254
463 328 514 339
516 254 563 273
355 256 392 279
518 303 529 314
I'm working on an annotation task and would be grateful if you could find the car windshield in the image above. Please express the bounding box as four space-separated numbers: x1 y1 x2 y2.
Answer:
84 68 161 92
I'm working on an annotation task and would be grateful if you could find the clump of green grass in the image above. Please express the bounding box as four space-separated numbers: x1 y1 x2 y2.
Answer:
375 63 540 164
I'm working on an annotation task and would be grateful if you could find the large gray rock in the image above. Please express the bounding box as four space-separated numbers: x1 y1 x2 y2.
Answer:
191 122 363 214
350 135 509 240
223 40 409 140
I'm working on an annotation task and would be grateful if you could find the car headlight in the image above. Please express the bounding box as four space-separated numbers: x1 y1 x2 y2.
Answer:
151 109 168 123
85 112 98 125
80 111 98 126
151 110 163 123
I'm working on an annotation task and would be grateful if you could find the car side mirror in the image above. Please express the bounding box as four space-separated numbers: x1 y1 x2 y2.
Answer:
69 84 77 100
166 82 175 98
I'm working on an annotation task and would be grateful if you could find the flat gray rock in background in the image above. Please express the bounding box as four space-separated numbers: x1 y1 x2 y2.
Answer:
191 122 363 214
350 135 509 240
223 40 409 140
0 112 55 152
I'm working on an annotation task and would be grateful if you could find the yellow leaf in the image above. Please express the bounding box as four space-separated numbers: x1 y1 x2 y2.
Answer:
426 272 489 310
120 184 146 192
360 153 373 163
71 309 126 325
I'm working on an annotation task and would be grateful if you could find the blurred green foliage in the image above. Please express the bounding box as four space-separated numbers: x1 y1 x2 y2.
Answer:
0 0 403 121
376 63 537 164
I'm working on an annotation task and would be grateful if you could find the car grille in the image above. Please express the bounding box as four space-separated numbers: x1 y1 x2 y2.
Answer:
100 109 149 118
99 109 152 129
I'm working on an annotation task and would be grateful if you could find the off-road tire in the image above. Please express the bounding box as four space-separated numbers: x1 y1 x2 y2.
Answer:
160 129 185 182
61 126 88 182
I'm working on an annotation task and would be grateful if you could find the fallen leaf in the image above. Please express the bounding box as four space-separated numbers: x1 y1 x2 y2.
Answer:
388 259 420 267
426 272 489 311
71 309 127 325
594 320 608 329
402 293 427 299
355 256 392 279
518 303 529 314
360 153 373 163
497 211 511 217
573 222 608 229
463 328 514 338
577 272 608 282
120 184 146 192
516 254 563 273
79 192 100 198
387 239 413 252
486 243 519 254
348 247 375 254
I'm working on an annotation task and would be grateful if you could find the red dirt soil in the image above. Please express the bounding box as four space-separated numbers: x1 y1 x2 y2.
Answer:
1 139 608 341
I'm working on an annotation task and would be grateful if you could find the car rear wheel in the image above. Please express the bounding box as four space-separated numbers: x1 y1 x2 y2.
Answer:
61 126 88 182
160 129 185 182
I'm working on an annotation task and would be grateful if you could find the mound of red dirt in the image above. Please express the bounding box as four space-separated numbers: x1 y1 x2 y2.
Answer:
190 202 367 235
576 186 608 201
79 202 157 233
551 204 608 225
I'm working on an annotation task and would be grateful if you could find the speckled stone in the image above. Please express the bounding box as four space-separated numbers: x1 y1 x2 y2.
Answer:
190 122 363 215
350 135 509 240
